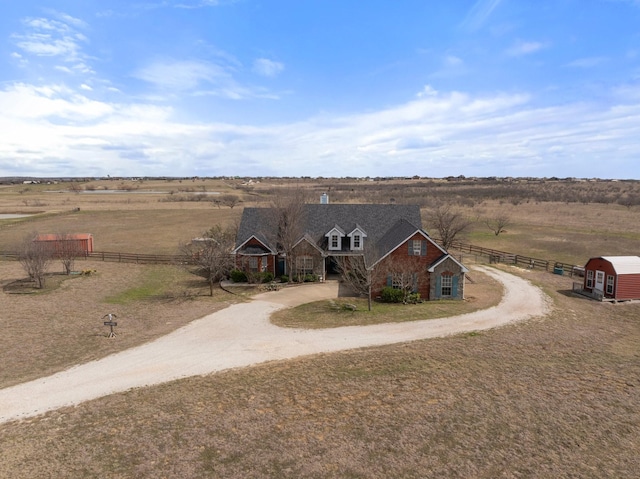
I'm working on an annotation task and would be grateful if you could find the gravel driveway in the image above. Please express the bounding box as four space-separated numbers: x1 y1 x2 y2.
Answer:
0 266 549 424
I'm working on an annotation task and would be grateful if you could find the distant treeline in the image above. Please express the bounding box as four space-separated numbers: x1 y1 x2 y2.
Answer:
248 178 640 208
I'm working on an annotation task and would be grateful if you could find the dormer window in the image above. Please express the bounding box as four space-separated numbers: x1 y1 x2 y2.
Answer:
347 226 367 251
325 225 346 251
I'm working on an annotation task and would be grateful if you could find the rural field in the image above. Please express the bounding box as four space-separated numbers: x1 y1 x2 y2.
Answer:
1 177 639 477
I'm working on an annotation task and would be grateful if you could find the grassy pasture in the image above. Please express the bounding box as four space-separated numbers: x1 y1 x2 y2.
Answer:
1 178 640 477
1 269 639 478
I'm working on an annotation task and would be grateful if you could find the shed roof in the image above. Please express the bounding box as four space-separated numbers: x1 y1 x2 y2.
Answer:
34 233 93 241
600 256 640 275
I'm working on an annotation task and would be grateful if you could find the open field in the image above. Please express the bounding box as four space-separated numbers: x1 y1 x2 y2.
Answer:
1 177 638 263
1 269 639 478
1 178 639 477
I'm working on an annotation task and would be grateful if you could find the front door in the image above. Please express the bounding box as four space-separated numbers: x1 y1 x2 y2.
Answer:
594 270 605 292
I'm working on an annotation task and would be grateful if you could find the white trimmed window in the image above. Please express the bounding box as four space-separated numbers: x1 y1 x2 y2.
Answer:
296 256 314 275
606 275 614 295
586 270 594 288
353 234 361 249
331 234 339 249
441 274 453 297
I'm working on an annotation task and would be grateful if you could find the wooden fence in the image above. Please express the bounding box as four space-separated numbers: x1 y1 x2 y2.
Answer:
1 242 585 277
0 250 196 265
441 239 585 277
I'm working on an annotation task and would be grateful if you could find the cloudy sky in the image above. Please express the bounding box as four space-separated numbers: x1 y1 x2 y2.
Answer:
1 0 639 178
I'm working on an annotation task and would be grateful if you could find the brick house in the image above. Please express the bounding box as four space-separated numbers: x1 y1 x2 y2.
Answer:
233 203 468 300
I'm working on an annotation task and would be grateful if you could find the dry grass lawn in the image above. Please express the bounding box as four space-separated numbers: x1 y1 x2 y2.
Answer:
271 268 502 329
0 260 239 389
1 270 639 478
1 179 640 477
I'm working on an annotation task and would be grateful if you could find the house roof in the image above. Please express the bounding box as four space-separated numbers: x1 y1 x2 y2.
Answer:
427 254 470 274
235 203 424 262
599 256 640 275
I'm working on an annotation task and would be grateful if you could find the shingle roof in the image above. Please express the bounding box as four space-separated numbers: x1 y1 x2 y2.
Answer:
235 203 424 262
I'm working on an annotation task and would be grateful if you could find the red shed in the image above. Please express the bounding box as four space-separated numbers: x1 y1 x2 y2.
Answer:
583 256 640 301
34 233 94 255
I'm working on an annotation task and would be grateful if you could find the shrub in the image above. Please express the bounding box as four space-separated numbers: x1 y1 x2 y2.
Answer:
280 274 289 283
381 287 404 303
406 292 421 304
260 272 274 283
303 274 319 283
230 269 247 283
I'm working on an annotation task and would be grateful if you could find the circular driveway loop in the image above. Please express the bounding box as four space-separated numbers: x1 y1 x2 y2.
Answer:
0 266 550 424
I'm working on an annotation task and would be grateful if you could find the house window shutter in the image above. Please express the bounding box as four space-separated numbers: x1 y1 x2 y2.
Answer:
386 275 392 287
435 275 442 299
408 242 413 256
452 276 459 298
421 240 427 256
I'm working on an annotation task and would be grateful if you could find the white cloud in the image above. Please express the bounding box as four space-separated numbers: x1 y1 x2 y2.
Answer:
506 40 547 57
133 59 228 91
134 58 280 99
1 80 639 179
11 13 91 77
566 57 607 68
460 0 504 32
253 58 284 78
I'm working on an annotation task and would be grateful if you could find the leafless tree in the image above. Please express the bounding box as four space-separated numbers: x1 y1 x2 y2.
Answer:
178 224 236 296
218 194 241 209
335 249 384 311
17 233 52 289
384 255 423 303
268 187 309 278
485 214 511 236
428 205 470 250
55 232 85 274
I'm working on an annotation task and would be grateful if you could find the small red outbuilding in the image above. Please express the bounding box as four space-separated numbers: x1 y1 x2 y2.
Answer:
34 233 94 255
583 256 640 301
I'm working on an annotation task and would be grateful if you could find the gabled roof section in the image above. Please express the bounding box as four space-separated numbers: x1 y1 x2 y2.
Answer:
600 256 640 275
370 218 427 266
293 233 325 254
427 254 470 273
325 224 346 237
235 207 278 252
347 224 367 237
232 234 276 255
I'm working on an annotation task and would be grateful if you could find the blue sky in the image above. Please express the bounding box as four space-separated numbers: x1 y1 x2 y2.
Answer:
1 0 639 178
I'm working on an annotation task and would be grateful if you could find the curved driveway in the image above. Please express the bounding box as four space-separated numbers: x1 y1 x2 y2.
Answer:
0 266 549 424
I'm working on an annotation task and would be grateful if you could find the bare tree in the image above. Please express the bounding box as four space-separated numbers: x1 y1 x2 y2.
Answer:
268 187 309 278
428 205 470 250
384 255 423 303
333 250 376 310
485 214 511 236
178 224 236 296
18 233 52 289
55 232 85 274
218 194 241 209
